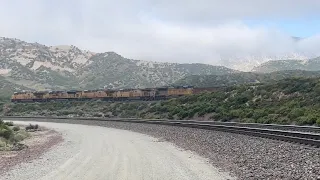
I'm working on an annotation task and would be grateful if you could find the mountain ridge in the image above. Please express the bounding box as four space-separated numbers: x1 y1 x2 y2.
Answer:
1 36 320 94
0 37 237 91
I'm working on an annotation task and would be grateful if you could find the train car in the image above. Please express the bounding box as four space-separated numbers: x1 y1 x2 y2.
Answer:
142 88 156 100
47 91 67 100
11 92 35 102
11 85 220 103
155 87 169 100
192 87 219 94
114 89 131 101
129 88 156 100
81 90 96 99
66 90 82 100
94 90 115 100
33 91 49 102
168 86 193 97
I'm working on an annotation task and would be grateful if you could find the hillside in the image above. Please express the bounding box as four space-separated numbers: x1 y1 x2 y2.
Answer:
0 76 33 97
77 52 237 89
0 37 237 91
252 57 320 73
174 70 320 87
5 77 320 126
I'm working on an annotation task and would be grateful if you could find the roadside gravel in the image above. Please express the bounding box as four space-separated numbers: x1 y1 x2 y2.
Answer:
8 118 320 180
2 121 233 180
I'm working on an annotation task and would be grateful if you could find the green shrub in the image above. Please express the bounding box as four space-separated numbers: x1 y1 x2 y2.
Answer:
240 118 255 123
0 128 13 139
12 131 29 142
0 139 6 147
288 108 305 119
296 116 312 125
177 110 188 119
93 113 103 117
257 117 272 124
252 109 268 119
13 126 20 131
4 121 14 126
316 119 320 126
25 124 39 131
167 114 174 119
276 117 290 125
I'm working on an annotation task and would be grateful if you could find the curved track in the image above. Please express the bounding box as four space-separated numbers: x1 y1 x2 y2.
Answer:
4 116 320 148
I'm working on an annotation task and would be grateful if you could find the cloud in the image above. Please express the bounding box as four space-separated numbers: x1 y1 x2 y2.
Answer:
0 0 320 71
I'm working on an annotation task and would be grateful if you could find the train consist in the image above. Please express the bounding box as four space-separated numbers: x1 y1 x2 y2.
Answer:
11 86 218 102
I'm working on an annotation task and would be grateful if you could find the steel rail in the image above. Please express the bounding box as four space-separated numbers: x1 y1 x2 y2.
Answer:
2 116 320 148
155 120 320 134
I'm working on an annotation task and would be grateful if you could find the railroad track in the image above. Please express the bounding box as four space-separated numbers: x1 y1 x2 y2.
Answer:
3 116 320 148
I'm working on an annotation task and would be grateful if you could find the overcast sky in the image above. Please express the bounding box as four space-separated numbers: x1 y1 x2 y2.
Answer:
0 0 320 70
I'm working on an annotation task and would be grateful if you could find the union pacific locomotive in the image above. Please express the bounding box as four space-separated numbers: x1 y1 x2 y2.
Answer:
11 86 218 103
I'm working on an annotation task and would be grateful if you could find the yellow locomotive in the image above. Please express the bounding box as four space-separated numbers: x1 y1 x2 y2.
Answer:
11 86 217 102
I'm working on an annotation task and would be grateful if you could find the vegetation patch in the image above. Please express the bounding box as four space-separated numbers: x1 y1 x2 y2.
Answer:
4 77 320 126
0 119 31 151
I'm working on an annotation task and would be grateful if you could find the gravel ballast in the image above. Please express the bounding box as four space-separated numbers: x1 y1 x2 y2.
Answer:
5 118 320 180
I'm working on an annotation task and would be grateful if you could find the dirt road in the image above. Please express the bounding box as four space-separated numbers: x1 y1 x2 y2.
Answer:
2 121 233 180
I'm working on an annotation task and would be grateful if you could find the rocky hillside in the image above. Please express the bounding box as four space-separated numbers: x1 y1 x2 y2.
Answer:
78 52 237 89
174 70 320 87
252 57 320 73
0 37 237 91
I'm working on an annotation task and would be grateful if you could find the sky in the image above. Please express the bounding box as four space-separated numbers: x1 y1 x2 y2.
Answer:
0 0 320 71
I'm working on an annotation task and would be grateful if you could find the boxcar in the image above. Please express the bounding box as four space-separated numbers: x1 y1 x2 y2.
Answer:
168 86 193 97
192 87 219 94
130 88 156 100
155 87 168 100
11 92 35 102
115 89 131 100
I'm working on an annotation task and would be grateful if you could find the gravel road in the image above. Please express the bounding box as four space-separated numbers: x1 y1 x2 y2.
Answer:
6 118 320 180
1 121 234 180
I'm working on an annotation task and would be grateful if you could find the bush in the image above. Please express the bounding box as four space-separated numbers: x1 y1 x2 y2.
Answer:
288 108 305 119
167 114 174 119
13 126 20 131
13 131 30 142
316 119 320 126
0 139 6 147
0 128 13 139
4 121 14 126
240 118 255 123
93 113 103 117
296 116 315 125
257 117 272 124
177 110 188 119
252 109 268 119
25 124 39 131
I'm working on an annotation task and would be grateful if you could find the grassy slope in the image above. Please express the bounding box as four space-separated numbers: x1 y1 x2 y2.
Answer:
4 77 320 126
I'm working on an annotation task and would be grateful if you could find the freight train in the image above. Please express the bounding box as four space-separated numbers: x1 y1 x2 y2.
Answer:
11 86 219 103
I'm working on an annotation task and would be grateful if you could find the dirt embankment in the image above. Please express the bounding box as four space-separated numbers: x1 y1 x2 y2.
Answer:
0 127 63 175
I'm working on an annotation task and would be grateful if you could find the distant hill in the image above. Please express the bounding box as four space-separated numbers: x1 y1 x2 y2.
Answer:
252 57 320 73
174 70 320 87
